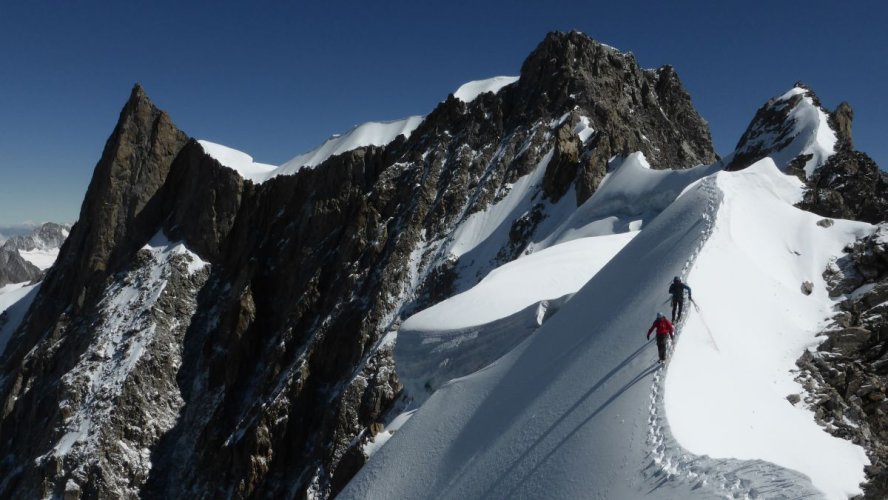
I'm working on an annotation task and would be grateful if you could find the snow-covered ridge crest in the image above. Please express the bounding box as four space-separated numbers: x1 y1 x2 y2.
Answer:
453 76 519 103
667 158 870 498
201 75 519 183
276 116 424 176
199 116 424 184
197 140 277 184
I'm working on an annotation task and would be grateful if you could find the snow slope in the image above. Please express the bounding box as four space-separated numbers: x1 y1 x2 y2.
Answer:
453 76 519 103
533 153 720 248
666 159 870 498
17 248 59 271
344 159 867 498
397 231 636 402
0 282 40 356
275 116 424 176
200 117 423 183
197 140 277 183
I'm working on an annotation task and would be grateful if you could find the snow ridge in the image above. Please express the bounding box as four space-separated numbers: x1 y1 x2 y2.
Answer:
644 177 822 498
453 76 519 103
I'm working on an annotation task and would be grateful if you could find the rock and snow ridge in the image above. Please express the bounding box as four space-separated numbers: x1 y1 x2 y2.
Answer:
33 233 209 497
453 76 519 103
198 75 520 183
199 116 424 183
343 92 872 498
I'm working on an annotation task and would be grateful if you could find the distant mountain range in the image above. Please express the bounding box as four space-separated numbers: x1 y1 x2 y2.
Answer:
0 222 69 288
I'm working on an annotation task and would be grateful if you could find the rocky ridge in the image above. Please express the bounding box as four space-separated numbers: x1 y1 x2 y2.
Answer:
0 31 717 499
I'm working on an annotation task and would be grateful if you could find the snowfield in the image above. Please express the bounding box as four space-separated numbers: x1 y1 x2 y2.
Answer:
17 247 60 270
0 282 40 356
343 89 870 497
666 159 870 498
453 76 519 103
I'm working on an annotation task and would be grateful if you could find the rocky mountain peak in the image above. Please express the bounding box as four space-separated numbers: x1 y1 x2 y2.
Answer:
498 31 717 204
45 84 188 311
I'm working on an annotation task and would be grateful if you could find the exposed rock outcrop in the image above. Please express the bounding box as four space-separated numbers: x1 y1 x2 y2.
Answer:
797 225 888 498
509 32 717 204
800 149 888 225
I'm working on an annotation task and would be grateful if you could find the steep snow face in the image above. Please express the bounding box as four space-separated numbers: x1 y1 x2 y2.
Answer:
665 159 870 498
197 140 277 183
396 231 637 402
0 282 39 356
275 116 424 176
453 76 519 103
533 153 720 249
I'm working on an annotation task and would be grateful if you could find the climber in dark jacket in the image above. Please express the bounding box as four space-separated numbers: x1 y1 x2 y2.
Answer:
669 276 692 322
647 312 675 363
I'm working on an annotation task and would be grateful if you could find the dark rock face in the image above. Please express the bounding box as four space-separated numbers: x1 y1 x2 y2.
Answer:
799 148 888 224
0 85 190 498
510 32 717 204
0 32 718 499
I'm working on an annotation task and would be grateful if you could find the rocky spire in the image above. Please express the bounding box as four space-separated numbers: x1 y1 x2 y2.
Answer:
0 85 189 498
19 84 188 338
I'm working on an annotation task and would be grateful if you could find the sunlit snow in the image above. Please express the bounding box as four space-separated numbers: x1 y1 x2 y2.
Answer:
665 159 870 499
197 140 277 183
453 76 519 103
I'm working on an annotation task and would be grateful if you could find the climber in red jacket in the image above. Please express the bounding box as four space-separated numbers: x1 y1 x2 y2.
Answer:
647 312 675 364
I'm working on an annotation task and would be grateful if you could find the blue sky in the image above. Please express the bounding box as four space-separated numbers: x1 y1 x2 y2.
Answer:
1 1 885 226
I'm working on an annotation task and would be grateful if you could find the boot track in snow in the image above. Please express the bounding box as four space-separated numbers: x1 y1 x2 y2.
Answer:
644 176 820 499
